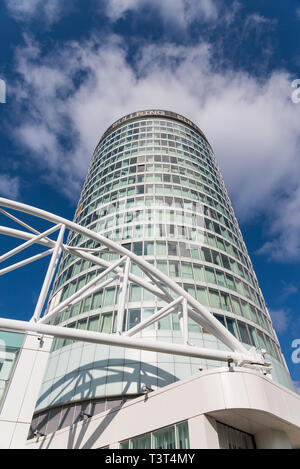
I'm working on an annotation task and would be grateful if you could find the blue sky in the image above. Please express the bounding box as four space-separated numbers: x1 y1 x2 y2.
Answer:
0 0 299 390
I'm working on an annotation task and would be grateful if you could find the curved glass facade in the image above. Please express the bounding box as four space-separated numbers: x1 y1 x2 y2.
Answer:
33 110 293 431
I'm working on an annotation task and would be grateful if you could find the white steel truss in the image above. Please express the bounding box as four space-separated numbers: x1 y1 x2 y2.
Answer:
0 197 270 370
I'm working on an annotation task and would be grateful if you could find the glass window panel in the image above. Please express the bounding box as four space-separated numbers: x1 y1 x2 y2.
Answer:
68 280 77 297
167 241 177 256
214 270 225 288
193 264 204 281
240 300 251 320
172 312 180 330
226 274 236 291
257 330 267 349
169 261 180 277
205 267 216 284
196 286 209 306
250 305 259 324
238 321 251 345
211 250 222 266
82 296 91 312
128 309 141 329
207 233 217 248
70 303 80 317
143 287 156 301
145 241 154 255
131 434 151 449
103 287 115 307
153 426 176 449
176 422 190 449
215 314 226 327
202 247 212 263
78 319 87 330
181 262 193 278
185 284 196 298
235 278 244 295
61 285 69 302
226 318 239 338
88 316 99 331
248 326 259 347
157 261 168 275
191 246 200 260
231 296 242 316
220 292 231 311
100 312 113 333
119 441 129 449
209 289 221 309
130 285 141 302
92 291 102 309
188 317 201 333
142 308 155 329
133 242 143 256
158 313 171 330
221 254 231 271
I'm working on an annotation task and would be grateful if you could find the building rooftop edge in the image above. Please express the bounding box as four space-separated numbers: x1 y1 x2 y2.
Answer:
96 109 211 150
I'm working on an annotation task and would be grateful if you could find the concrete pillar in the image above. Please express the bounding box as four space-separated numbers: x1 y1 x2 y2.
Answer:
0 332 52 449
188 414 219 449
255 429 291 449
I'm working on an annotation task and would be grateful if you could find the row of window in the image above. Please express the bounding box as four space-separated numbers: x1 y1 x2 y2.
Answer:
53 241 258 309
80 160 231 224
55 276 272 333
54 242 260 309
90 141 215 187
51 307 281 364
70 194 248 273
89 203 239 247
80 196 236 240
119 421 189 449
82 151 230 218
99 119 208 153
95 118 211 166
89 144 221 198
86 153 226 221
75 187 243 253
88 121 218 189
100 116 207 143
79 170 237 236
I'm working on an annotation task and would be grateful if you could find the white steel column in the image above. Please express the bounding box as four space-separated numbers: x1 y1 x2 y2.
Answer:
116 257 130 334
31 224 65 323
181 298 189 345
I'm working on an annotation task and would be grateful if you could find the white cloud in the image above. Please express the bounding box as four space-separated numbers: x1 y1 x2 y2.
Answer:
0 174 20 199
10 34 300 260
280 283 298 300
105 0 218 25
4 0 64 25
269 309 289 334
259 186 300 261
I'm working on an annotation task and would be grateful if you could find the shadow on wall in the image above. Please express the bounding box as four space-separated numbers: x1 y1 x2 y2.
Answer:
29 359 179 446
36 359 178 409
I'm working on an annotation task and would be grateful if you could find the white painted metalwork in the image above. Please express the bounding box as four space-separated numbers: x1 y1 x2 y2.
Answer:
0 197 270 369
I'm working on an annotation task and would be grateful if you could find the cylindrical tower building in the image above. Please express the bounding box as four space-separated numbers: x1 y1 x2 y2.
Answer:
31 110 294 437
